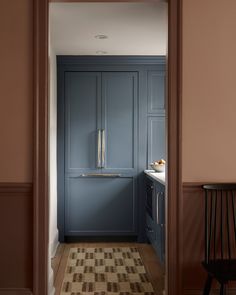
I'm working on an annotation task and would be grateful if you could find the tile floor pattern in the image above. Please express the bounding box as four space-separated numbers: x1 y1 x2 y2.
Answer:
61 247 155 295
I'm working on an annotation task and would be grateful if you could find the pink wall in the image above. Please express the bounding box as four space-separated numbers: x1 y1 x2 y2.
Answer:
1 0 236 184
0 1 236 293
182 0 236 182
0 0 33 182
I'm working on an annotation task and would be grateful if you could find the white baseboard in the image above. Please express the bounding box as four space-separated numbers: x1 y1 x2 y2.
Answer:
50 229 59 258
48 229 59 295
48 268 55 295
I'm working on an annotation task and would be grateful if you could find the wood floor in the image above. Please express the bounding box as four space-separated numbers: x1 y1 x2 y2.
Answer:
51 243 165 295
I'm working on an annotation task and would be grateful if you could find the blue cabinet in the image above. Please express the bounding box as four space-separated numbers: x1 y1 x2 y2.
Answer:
147 70 166 115
101 72 138 172
60 67 138 240
65 177 135 235
147 116 166 165
65 72 101 172
147 69 166 168
145 174 165 264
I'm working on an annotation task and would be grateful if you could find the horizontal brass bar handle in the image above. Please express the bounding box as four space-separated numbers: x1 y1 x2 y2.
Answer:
80 173 121 178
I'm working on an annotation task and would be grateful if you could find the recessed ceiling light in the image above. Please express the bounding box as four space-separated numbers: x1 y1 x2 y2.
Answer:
96 51 108 55
95 35 108 40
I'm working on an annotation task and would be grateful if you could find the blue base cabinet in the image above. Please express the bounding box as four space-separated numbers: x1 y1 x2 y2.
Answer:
65 177 136 236
145 174 165 264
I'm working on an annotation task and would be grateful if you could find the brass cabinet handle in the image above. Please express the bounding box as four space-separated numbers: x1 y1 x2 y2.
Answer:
80 173 121 178
97 129 101 168
101 129 105 168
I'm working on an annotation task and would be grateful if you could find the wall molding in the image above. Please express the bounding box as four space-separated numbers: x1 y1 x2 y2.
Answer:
0 183 32 194
183 182 234 190
57 55 166 65
183 182 204 188
184 288 236 295
0 183 33 290
33 0 49 295
0 288 32 294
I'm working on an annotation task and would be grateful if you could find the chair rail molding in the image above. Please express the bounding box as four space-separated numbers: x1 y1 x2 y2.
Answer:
0 289 32 295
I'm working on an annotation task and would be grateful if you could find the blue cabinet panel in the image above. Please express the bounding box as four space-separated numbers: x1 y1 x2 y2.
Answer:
147 116 166 166
102 72 137 171
146 213 156 244
65 177 136 235
147 71 166 114
145 175 165 264
65 72 101 172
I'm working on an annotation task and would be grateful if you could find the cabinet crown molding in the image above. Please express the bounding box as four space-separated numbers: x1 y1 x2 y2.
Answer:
57 55 166 65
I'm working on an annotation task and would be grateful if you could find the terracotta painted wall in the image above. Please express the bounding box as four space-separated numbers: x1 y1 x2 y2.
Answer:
0 0 33 182
0 1 33 293
182 1 236 293
182 0 236 182
1 0 236 294
1 0 236 183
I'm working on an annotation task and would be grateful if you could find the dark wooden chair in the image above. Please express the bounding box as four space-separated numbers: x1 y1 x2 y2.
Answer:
202 184 236 295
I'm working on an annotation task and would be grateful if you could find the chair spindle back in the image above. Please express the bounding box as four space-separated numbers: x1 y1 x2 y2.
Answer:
203 184 236 264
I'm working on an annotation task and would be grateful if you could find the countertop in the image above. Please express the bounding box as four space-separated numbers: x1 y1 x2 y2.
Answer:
144 170 165 185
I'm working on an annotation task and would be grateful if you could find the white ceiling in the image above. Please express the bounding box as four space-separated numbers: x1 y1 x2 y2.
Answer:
49 2 168 56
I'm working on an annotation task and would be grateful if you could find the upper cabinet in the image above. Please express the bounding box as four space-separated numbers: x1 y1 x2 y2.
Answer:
147 70 166 115
147 67 166 166
147 116 166 165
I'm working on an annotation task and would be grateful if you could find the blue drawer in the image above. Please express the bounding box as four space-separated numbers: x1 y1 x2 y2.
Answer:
146 213 155 244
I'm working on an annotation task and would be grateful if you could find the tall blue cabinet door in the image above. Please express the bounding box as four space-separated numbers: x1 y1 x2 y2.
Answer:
65 72 102 174
101 72 138 174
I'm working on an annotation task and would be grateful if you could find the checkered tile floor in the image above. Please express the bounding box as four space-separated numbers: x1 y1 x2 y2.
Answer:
61 247 155 295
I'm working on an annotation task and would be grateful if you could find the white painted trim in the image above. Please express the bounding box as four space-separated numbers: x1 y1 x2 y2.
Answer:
50 229 59 258
48 269 55 295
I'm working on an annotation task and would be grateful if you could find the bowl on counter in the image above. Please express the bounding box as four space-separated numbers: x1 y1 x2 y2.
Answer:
150 162 165 172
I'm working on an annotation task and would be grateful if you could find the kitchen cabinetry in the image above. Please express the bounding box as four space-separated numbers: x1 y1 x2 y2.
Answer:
62 71 138 238
57 56 166 241
147 70 166 164
145 173 165 264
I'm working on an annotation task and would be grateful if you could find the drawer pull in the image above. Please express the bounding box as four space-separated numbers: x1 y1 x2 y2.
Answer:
80 173 121 178
146 226 154 233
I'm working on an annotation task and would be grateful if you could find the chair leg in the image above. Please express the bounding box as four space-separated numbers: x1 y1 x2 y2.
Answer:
203 275 212 295
220 283 226 295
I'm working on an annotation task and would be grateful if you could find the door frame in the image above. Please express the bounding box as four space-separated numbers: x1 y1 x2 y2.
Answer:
33 0 182 295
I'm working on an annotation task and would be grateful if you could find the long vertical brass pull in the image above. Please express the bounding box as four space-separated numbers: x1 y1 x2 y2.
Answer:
97 129 101 168
101 129 105 168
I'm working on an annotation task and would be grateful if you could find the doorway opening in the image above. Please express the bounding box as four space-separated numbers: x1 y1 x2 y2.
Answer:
49 2 168 294
34 0 179 294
